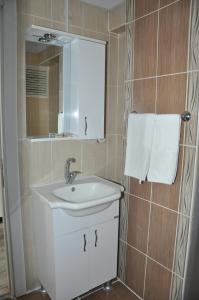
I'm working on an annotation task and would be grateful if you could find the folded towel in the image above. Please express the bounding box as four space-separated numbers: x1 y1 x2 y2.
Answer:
147 114 181 184
124 113 156 182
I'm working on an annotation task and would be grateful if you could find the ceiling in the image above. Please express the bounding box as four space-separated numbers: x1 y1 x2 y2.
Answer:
81 0 124 9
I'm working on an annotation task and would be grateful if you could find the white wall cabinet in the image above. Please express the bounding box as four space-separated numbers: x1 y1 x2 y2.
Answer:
65 39 105 139
32 196 119 300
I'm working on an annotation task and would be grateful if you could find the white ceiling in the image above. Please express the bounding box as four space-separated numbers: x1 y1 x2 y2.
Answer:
81 0 124 9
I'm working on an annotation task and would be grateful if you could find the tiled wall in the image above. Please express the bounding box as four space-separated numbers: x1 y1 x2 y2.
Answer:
17 0 124 290
118 1 199 300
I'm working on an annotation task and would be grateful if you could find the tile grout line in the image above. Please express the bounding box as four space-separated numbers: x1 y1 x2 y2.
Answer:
143 2 160 298
118 278 143 300
128 192 191 217
120 239 184 281
125 68 199 82
125 0 182 25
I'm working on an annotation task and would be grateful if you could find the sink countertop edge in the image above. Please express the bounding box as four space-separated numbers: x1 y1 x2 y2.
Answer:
31 176 124 210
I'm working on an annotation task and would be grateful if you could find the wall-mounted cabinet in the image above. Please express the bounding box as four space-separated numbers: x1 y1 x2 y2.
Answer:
25 26 106 140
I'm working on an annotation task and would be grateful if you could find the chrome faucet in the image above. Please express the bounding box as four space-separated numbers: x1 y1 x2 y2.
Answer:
65 158 81 184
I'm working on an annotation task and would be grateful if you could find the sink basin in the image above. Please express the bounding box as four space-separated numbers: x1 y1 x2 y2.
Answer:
32 176 124 216
53 182 121 203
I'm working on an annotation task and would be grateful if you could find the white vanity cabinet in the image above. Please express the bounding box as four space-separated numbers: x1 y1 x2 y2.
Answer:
32 194 119 300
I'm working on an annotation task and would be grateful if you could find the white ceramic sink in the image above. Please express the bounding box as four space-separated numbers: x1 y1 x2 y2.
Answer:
32 176 124 216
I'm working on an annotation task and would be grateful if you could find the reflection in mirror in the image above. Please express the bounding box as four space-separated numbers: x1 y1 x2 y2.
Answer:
26 41 63 137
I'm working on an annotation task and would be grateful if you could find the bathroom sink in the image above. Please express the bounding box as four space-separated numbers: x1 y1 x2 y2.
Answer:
32 176 124 216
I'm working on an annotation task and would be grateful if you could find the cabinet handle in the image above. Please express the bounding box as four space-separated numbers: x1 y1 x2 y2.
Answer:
84 116 87 136
95 230 98 247
83 234 86 252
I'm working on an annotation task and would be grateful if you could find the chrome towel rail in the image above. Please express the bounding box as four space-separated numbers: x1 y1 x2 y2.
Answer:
131 111 191 122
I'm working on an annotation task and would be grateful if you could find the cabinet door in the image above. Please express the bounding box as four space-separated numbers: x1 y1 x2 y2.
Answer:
54 229 89 300
89 219 119 290
70 39 105 139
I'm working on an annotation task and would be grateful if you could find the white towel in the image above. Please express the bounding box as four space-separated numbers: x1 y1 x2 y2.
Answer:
124 113 156 182
147 114 181 184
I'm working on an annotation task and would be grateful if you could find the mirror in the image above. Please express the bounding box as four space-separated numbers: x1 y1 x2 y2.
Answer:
25 26 106 140
26 42 63 137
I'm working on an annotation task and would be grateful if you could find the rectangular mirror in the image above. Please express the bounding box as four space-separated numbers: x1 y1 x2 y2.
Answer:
26 42 63 137
25 26 106 140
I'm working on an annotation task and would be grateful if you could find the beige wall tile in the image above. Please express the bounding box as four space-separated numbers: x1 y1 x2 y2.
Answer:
127 195 150 253
83 3 108 33
51 140 82 182
29 141 52 185
17 13 35 37
33 16 53 28
109 3 125 31
108 35 119 85
18 0 52 19
52 0 67 24
118 32 126 85
82 29 109 41
106 86 118 135
52 21 67 32
145 259 172 300
105 135 118 181
148 204 177 268
115 135 124 183
117 85 125 135
68 25 83 36
68 0 84 27
82 140 107 177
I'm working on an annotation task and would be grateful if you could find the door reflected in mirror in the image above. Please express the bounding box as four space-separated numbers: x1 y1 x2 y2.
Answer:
26 41 63 137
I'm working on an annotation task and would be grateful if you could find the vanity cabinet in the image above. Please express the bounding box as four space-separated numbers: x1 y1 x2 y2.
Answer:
32 195 119 300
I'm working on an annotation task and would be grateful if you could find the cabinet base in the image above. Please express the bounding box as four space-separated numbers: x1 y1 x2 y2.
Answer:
103 281 112 291
40 286 47 294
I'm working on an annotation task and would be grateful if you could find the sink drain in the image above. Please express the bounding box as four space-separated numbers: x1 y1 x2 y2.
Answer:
71 187 76 192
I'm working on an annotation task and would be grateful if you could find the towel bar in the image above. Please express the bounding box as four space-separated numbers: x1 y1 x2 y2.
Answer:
181 111 191 122
131 111 191 122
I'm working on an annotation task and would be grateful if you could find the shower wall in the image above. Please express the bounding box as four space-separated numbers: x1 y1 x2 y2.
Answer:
117 0 199 300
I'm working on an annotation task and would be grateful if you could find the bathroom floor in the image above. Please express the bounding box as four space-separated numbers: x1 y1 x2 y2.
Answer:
17 282 139 300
